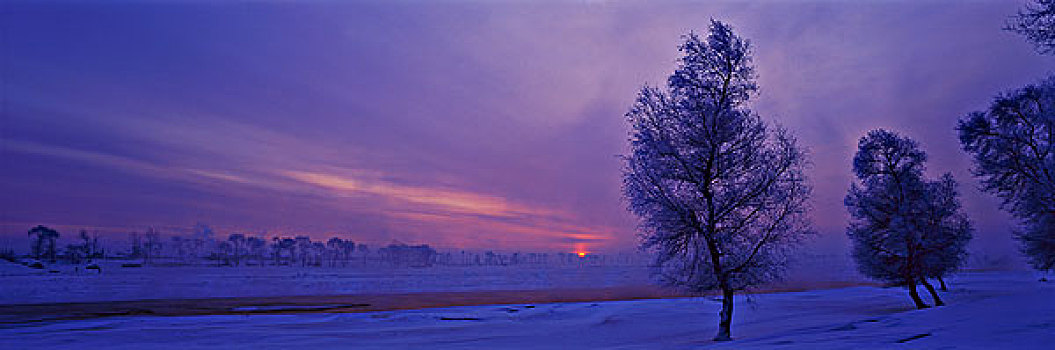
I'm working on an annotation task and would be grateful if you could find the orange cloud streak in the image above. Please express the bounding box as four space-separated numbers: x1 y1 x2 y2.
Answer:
284 170 615 248
284 170 557 218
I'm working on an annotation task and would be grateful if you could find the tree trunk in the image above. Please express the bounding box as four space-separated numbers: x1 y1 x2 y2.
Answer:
714 287 734 341
908 282 930 309
920 279 945 306
937 276 948 291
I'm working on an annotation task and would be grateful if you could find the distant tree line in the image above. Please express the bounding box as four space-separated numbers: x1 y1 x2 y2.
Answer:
10 223 637 269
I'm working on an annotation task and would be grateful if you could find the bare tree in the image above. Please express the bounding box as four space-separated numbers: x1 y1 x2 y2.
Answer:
622 20 812 341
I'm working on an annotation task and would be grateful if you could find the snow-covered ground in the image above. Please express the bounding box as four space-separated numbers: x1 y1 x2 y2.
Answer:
1 270 1050 349
0 262 654 304
0 253 863 304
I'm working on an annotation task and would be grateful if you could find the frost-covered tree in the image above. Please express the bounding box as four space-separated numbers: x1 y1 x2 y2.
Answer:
915 174 973 300
623 20 812 341
143 227 163 265
244 236 267 265
64 229 100 264
227 234 246 266
295 236 312 266
326 237 355 266
844 135 928 308
28 225 60 262
845 130 972 308
1007 0 1055 54
846 130 929 308
78 229 102 262
959 77 1055 271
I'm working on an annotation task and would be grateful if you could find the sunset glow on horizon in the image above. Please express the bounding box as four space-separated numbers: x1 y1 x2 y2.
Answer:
2 1 1053 255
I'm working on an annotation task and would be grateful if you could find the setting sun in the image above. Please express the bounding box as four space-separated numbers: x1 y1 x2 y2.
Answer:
577 252 586 258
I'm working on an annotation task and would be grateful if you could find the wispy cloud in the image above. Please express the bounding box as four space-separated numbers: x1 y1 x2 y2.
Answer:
387 210 612 247
4 138 614 248
185 169 258 185
284 170 614 245
283 170 557 218
5 140 169 175
4 140 267 189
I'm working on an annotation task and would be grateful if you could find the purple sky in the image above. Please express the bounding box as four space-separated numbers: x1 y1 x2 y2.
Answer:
2 1 1053 254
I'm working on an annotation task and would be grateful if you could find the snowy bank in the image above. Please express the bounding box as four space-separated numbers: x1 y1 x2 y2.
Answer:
0 271 1050 349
